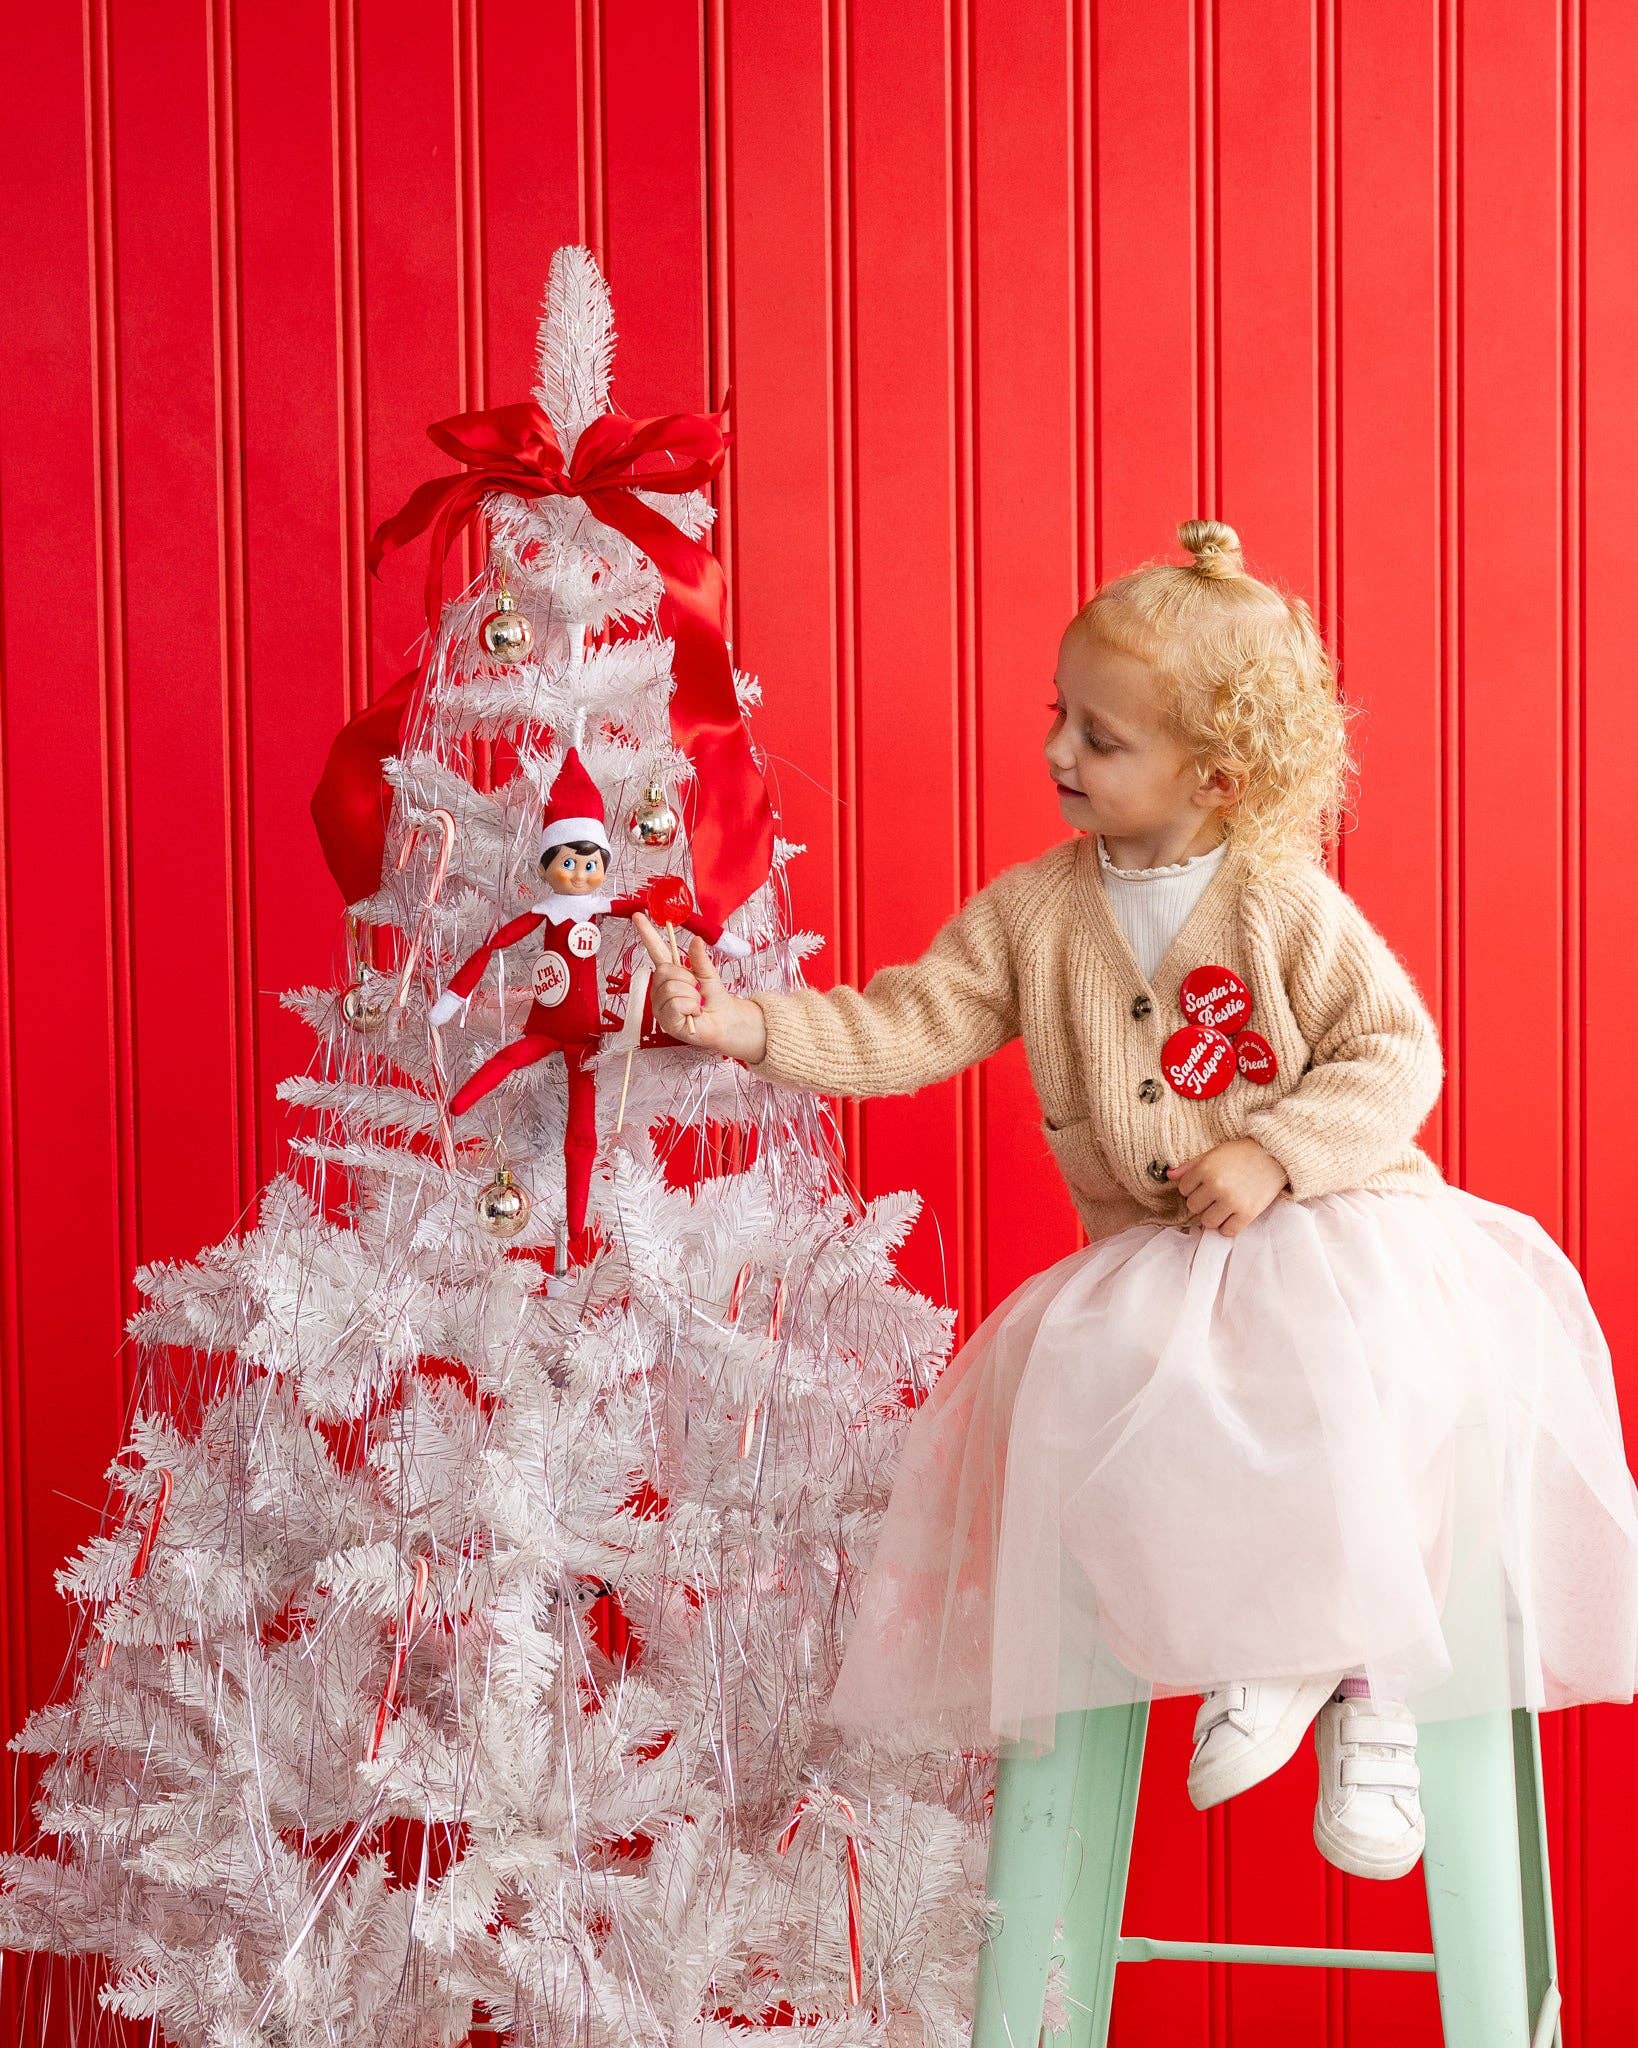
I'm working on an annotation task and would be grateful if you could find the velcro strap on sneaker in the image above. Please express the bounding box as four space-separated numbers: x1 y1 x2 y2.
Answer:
1343 1714 1416 1748
1340 1754 1421 1791
1192 1684 1248 1742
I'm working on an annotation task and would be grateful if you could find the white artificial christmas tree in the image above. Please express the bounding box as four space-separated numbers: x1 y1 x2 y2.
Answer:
0 247 994 2048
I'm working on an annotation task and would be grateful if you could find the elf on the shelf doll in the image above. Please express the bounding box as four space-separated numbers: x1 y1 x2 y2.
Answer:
428 746 750 1236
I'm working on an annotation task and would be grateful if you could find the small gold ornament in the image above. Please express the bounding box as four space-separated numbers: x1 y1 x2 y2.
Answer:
341 976 393 1033
480 590 533 664
628 778 679 849
475 1166 531 1238
479 557 533 664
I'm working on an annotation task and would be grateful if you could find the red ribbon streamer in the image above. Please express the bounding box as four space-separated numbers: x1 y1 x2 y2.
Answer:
97 1469 173 1670
340 396 773 931
775 1792 864 2005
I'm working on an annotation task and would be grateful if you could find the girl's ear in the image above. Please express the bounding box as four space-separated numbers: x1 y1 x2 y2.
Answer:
1197 764 1243 812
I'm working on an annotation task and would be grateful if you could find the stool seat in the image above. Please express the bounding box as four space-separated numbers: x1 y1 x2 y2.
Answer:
971 1704 1560 2048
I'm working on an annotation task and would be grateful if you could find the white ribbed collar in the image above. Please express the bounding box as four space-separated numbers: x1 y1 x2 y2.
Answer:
1096 833 1230 880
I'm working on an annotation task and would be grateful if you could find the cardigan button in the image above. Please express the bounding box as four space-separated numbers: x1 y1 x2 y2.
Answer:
1146 1157 1171 1184
1138 1078 1162 1103
1130 993 1154 1020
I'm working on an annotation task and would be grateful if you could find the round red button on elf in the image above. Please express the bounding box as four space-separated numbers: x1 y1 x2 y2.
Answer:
1234 1029 1279 1083
1179 964 1253 1034
1160 1023 1239 1100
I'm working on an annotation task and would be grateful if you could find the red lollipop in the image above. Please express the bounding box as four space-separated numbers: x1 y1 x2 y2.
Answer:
1234 1029 1279 1083
1160 1023 1238 1100
644 873 697 924
1179 963 1253 1034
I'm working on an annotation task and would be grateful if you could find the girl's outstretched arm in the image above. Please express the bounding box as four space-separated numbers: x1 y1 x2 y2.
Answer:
635 875 1022 1100
1239 865 1445 1199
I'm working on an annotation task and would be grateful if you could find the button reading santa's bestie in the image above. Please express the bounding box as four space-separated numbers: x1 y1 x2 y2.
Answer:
532 952 571 1006
566 920 601 959
1234 1029 1279 1083
1178 964 1252 1034
1160 1023 1238 1099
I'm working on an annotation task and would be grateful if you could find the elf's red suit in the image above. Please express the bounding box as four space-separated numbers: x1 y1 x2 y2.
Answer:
427 748 749 1238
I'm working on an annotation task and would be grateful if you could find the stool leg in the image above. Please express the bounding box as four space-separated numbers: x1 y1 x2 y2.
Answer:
971 1705 1144 2048
1511 1710 1561 2048
1056 1702 1147 2048
1418 1710 1532 2048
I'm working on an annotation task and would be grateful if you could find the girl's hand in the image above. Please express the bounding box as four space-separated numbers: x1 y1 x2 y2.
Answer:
631 912 768 1063
1166 1138 1289 1236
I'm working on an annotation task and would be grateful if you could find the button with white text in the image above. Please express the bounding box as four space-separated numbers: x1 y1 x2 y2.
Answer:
1160 1023 1238 1099
1179 963 1252 1034
1234 1029 1279 1083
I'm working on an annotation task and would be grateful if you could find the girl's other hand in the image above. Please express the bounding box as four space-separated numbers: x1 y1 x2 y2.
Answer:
1166 1138 1289 1236
630 912 769 1064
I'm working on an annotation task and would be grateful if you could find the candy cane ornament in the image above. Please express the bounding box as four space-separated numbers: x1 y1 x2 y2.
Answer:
739 1273 785 1459
97 1468 173 1670
774 1791 864 2005
370 1555 431 1760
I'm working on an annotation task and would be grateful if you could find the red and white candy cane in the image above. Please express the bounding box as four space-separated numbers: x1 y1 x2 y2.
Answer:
97 1468 173 1670
774 1790 864 2005
738 1273 785 1459
392 808 458 1011
369 1555 431 1760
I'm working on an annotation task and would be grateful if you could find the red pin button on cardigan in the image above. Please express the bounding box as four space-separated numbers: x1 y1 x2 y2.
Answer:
1234 1029 1279 1083
1160 1023 1238 1100
1179 963 1253 1034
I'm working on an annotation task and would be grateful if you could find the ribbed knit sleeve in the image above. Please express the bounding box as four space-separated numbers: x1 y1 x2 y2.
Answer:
1239 866 1445 1201
745 873 1022 1100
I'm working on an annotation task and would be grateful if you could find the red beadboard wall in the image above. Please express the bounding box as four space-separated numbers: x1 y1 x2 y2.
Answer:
1 3 1634 2043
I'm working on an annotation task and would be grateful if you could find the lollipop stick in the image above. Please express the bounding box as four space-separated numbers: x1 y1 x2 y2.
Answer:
665 921 697 1036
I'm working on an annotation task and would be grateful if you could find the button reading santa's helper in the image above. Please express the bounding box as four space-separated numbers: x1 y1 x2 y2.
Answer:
1178 963 1252 1034
1234 1029 1279 1083
1160 1023 1238 1100
566 920 601 959
531 952 571 1006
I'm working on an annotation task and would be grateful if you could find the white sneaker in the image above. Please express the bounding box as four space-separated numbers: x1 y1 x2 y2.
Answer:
1187 1673 1345 1810
1312 1692 1425 1880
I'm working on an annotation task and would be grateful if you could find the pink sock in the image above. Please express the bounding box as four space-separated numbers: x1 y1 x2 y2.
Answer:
1337 1670 1372 1699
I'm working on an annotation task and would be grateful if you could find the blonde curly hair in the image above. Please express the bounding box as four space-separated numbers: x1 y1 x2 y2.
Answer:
1069 518 1357 867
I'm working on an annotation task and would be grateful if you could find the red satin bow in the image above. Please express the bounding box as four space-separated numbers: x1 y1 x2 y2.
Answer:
334 396 773 931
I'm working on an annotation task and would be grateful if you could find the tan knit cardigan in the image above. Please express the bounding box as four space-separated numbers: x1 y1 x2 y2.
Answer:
746 833 1446 1242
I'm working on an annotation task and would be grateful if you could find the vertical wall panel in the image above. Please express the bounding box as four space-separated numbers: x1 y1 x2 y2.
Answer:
1577 1 1635 2038
237 0 356 1184
0 3 1634 2041
967 0 1079 1314
847 1 969 1312
359 1 465 680
0 5 129 2039
112 7 247 1259
1213 9 1334 2040
1089 7 1213 2040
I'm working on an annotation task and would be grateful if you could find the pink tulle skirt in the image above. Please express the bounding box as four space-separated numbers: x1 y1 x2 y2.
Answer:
823 1186 1638 1754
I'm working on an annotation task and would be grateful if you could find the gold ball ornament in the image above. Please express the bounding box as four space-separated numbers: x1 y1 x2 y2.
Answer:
479 590 534 664
628 779 679 849
475 1166 532 1238
341 977 394 1033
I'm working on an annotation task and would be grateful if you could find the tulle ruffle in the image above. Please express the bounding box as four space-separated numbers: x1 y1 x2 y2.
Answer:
823 1186 1638 1753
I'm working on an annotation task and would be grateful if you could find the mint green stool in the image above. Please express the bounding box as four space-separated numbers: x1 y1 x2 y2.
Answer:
972 1703 1560 2048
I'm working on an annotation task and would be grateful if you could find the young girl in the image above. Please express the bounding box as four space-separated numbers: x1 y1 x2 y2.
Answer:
632 519 1638 1883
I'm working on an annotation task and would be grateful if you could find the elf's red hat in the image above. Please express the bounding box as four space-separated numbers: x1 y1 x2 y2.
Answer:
539 746 611 857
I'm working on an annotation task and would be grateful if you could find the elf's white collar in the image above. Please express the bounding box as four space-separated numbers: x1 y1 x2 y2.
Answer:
528 891 613 922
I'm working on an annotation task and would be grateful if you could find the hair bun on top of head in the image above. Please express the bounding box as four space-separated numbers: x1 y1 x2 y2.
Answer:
1177 517 1244 580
